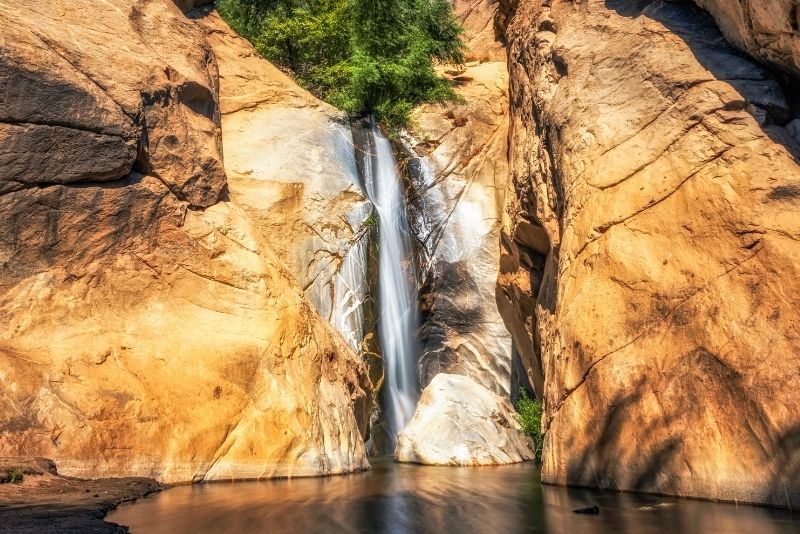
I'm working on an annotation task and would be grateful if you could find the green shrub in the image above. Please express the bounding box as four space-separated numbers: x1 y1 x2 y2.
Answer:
516 389 543 463
216 0 464 128
1 468 24 484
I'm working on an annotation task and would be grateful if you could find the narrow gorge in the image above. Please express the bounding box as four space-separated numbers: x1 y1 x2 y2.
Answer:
1 0 799 532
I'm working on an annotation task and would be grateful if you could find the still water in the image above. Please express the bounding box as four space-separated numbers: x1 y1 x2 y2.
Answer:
108 458 799 534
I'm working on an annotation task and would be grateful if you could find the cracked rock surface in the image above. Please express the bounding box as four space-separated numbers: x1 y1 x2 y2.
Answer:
395 373 535 465
497 0 800 507
199 13 373 361
0 0 371 484
407 0 514 398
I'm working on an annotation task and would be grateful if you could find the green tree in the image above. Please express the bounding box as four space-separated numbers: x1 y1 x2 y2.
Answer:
218 0 352 100
347 0 463 127
216 0 276 39
217 0 464 128
516 389 543 463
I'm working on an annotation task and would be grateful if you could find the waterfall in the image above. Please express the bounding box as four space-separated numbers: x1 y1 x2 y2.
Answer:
360 120 420 443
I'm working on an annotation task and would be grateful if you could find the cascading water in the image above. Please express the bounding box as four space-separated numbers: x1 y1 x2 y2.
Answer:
331 235 368 353
359 120 420 444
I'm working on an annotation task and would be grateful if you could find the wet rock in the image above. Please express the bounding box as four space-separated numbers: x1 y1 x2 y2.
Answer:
407 0 513 397
198 12 376 438
198 13 373 355
395 374 535 466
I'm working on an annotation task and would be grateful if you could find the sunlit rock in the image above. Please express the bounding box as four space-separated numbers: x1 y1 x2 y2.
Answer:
0 0 371 483
200 13 373 353
498 0 800 507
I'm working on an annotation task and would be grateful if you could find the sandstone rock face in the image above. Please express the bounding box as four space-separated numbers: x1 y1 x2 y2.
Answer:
395 374 535 465
452 0 508 63
694 0 800 78
0 0 226 207
0 0 370 483
199 13 373 356
407 0 513 397
499 0 800 507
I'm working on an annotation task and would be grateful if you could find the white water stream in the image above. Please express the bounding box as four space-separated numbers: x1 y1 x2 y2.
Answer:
361 121 420 443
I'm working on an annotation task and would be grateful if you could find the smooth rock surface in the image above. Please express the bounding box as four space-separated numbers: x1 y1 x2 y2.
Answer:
0 1 371 483
199 13 373 356
407 0 513 397
395 374 535 465
499 0 800 507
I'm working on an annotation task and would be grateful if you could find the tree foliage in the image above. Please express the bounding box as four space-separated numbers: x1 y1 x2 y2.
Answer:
516 389 543 463
217 0 464 127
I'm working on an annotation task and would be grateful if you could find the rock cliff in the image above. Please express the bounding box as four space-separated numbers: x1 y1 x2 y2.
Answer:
0 0 370 483
499 0 800 507
198 12 374 370
407 0 514 397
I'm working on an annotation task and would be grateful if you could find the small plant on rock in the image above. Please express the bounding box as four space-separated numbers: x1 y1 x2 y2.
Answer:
516 388 543 463
1 468 24 484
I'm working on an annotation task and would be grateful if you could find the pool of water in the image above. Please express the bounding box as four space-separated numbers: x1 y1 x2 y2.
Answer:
108 458 799 533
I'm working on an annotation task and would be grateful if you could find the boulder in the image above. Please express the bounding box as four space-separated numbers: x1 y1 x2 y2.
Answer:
499 0 800 507
0 0 371 483
395 373 535 466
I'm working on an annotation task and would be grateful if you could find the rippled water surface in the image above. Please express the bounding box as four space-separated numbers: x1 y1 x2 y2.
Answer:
108 458 799 533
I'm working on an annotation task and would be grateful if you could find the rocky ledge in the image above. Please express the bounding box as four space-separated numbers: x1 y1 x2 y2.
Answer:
0 0 371 484
498 0 800 507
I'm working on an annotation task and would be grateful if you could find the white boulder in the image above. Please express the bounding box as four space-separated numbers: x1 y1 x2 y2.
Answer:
395 374 535 466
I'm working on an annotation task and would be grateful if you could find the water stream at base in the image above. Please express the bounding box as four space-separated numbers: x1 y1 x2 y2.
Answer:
359 120 420 444
107 458 800 534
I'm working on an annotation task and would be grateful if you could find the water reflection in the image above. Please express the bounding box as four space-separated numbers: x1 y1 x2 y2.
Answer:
108 458 799 534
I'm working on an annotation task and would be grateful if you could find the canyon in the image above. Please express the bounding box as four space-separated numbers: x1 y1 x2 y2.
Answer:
0 0 799 520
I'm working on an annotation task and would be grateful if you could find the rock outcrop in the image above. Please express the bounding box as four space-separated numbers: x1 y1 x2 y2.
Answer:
0 0 370 483
407 0 514 397
499 0 800 507
198 12 374 361
395 373 535 465
694 0 800 78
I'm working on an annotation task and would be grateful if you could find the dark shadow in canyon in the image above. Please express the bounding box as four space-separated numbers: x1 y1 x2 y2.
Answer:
560 346 800 509
417 260 492 386
768 423 800 510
